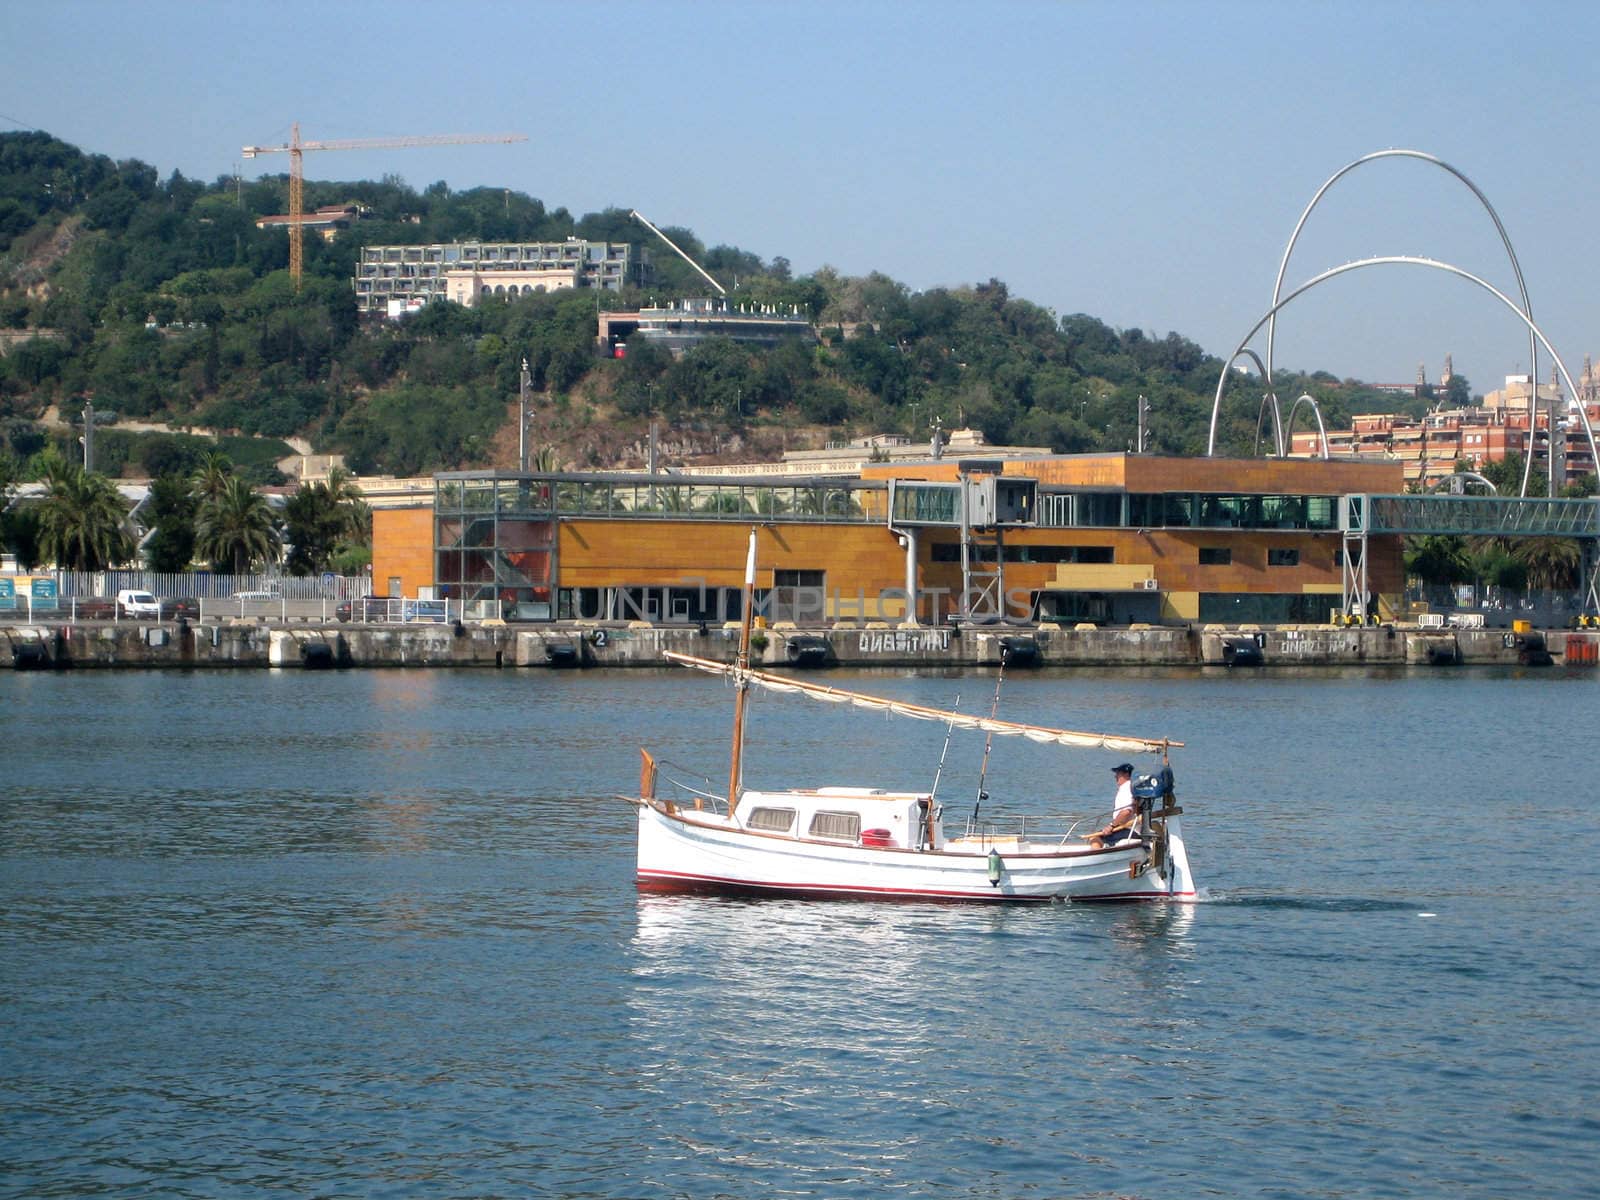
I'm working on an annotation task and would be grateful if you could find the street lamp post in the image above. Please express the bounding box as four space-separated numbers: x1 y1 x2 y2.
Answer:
81 400 96 472
517 357 531 473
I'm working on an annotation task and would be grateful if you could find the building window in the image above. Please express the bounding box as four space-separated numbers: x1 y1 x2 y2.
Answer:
1199 547 1231 565
774 569 824 588
1268 548 1300 567
932 544 1113 564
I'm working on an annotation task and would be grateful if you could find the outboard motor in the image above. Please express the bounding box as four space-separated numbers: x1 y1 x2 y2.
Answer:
1131 764 1175 812
1131 764 1178 881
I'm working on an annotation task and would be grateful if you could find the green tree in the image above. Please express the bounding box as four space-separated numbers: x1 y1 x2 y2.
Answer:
1513 538 1581 591
143 472 198 572
191 449 234 506
1404 535 1472 587
282 474 362 576
36 461 134 570
195 476 280 574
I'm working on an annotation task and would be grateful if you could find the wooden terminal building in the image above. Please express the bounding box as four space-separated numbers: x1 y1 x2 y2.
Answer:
371 454 1405 627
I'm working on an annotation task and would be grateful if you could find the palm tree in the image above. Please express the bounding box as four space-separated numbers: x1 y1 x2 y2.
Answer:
195 476 280 575
36 462 134 571
1513 538 1581 591
191 450 234 507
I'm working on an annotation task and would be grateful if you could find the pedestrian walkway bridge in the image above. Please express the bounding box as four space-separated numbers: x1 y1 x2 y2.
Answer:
1340 493 1600 615
1343 494 1599 538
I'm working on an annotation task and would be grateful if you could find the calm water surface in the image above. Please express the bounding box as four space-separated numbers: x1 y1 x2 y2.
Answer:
2 666 1597 1198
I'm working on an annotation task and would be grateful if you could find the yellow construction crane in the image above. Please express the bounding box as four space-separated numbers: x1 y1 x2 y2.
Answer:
241 123 527 286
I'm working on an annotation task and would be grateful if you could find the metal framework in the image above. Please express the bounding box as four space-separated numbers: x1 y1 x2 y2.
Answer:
1208 256 1600 489
1264 152 1537 464
1282 393 1330 459
1339 492 1600 615
1215 149 1590 497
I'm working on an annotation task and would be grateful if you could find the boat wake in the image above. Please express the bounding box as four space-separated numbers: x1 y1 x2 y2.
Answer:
1197 891 1419 913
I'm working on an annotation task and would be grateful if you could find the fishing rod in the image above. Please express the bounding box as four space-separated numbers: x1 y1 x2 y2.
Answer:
925 693 960 849
929 693 960 801
967 660 1007 832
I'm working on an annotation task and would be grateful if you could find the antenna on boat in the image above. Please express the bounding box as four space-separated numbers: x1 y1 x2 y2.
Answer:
726 527 759 815
968 660 1007 832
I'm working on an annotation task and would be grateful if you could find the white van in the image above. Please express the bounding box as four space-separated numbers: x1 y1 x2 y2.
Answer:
116 589 161 618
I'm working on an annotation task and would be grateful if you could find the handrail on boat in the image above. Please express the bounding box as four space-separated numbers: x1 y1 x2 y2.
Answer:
957 812 1101 847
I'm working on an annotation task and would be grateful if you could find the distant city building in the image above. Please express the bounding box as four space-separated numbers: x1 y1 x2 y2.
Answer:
597 298 815 357
1483 371 1562 413
354 240 651 319
1289 396 1599 488
255 204 365 240
673 428 1051 478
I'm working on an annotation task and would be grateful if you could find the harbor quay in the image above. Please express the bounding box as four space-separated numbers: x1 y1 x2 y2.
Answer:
4 617 1594 670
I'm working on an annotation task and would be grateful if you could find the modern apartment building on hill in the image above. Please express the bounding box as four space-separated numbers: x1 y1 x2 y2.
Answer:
354 240 651 319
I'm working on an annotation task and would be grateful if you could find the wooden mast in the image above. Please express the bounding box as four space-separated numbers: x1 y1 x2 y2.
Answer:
726 528 759 815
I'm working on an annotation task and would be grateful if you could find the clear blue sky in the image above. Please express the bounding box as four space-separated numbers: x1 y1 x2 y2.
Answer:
6 0 1598 394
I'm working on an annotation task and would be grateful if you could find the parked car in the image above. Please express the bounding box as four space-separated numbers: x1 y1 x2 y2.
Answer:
161 597 200 620
336 596 396 622
73 596 118 619
116 589 161 618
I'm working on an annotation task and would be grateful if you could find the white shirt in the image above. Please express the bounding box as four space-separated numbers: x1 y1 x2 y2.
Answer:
1114 777 1133 810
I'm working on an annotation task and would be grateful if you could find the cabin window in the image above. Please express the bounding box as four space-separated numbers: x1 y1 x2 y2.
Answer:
746 807 796 833
1198 547 1231 565
808 810 861 841
1268 548 1300 567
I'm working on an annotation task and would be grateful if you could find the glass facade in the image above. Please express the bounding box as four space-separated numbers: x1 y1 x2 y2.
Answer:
434 476 559 620
931 543 1114 564
1039 491 1338 531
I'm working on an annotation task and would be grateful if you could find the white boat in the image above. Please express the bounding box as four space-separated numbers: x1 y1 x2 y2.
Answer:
631 531 1197 904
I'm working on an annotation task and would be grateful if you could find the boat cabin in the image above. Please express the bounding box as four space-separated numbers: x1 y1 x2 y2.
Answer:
736 787 942 850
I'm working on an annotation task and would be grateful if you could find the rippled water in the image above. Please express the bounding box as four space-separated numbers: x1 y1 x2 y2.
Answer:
2 666 1597 1198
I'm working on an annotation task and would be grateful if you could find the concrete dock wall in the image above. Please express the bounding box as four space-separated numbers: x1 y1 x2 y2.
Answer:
4 620 1596 671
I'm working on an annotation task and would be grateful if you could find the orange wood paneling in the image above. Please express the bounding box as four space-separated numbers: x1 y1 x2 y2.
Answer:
372 507 434 597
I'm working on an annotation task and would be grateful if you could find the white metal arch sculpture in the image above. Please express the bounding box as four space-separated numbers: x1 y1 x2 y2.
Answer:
1283 393 1330 460
1216 347 1283 457
1206 256 1599 475
1229 149 1547 488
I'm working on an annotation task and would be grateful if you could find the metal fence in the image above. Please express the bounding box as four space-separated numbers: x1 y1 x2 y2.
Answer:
1406 584 1589 629
1 592 456 626
52 571 371 601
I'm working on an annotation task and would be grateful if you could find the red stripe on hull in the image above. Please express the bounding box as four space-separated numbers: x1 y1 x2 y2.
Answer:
636 870 1192 904
637 870 1045 903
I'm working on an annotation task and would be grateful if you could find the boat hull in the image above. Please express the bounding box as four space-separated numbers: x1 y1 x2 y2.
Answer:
636 802 1196 903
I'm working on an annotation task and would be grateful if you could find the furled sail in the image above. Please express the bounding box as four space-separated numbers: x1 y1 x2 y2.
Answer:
665 651 1180 755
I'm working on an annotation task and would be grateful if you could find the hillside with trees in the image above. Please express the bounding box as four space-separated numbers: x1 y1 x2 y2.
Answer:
2 128 1453 489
